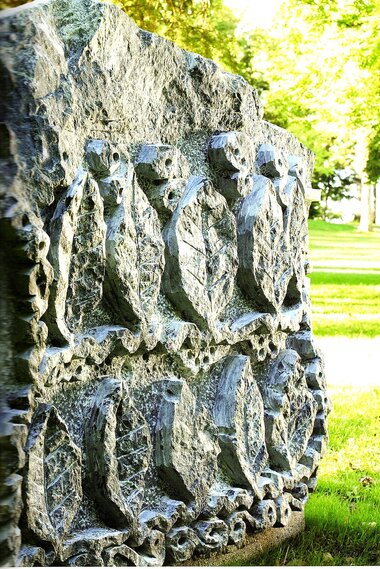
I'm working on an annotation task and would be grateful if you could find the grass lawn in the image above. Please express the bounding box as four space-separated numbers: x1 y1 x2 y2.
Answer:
233 385 380 566
308 220 380 337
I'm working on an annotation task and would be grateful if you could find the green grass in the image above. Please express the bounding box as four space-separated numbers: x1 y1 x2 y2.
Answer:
232 386 380 566
308 221 380 337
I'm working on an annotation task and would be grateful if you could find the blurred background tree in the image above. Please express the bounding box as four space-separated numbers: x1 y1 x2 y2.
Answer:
1 0 379 226
310 170 358 221
108 0 242 75
0 0 23 5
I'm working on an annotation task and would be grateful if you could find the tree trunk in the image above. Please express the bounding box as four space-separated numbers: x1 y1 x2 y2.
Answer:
354 128 372 232
375 182 380 226
358 181 372 232
324 195 328 221
369 184 375 226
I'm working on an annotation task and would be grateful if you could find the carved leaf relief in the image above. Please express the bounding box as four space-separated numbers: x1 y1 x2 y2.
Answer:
24 405 82 547
236 175 291 312
214 355 268 494
282 180 309 305
85 378 152 531
104 170 165 326
45 168 107 340
155 379 220 511
260 349 318 473
64 176 107 333
45 169 87 343
163 176 238 328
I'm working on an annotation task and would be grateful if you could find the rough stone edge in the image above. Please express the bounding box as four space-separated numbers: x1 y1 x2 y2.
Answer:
178 512 305 566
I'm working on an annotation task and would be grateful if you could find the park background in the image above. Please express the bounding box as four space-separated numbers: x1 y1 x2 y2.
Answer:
1 0 379 564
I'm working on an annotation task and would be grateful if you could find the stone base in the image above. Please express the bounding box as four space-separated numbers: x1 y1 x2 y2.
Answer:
179 511 305 566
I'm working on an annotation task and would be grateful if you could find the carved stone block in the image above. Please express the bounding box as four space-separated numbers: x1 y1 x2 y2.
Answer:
0 0 328 565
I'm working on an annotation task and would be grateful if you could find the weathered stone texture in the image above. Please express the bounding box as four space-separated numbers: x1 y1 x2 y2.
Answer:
0 0 329 565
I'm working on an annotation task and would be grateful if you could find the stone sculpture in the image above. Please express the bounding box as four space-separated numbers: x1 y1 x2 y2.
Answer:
0 0 330 565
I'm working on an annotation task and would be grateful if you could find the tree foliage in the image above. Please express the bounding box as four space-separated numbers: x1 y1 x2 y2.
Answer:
0 0 26 7
367 130 380 184
108 0 241 75
240 0 379 180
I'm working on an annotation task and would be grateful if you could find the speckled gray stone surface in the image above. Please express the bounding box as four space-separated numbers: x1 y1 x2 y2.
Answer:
0 0 330 565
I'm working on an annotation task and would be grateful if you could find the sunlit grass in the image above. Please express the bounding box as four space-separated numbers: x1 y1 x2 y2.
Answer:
308 221 380 337
231 386 380 566
311 272 380 285
326 386 380 469
311 317 379 338
310 275 380 337
308 220 380 270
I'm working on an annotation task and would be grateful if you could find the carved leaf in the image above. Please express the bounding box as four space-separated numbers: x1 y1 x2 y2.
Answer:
236 175 290 312
86 378 152 531
104 170 164 326
213 355 268 495
282 180 309 304
46 169 87 343
24 405 82 547
259 349 318 473
46 169 107 340
155 379 220 512
163 176 238 328
65 176 107 333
